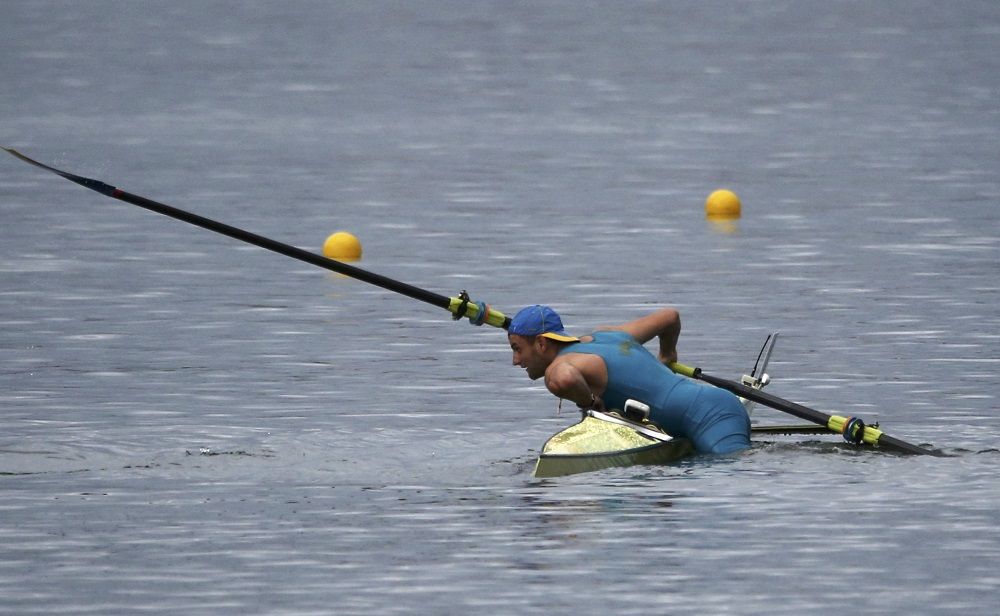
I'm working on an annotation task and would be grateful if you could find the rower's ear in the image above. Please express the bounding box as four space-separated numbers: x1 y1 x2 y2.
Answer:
537 336 562 355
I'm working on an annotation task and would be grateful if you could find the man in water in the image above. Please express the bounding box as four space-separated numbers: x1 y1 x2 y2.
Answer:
507 304 750 454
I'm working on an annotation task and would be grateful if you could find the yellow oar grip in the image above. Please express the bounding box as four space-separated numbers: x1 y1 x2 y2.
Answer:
483 308 508 328
668 362 697 378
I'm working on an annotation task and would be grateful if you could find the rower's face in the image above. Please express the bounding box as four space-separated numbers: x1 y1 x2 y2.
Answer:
509 333 548 380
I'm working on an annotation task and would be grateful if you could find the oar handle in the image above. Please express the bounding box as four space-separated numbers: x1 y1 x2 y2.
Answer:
667 362 697 378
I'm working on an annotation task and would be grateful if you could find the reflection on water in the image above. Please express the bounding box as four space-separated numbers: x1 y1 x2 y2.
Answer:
2 1 999 614
706 216 741 235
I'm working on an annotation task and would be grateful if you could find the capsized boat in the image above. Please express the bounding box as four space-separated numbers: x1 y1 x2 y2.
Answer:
533 334 780 478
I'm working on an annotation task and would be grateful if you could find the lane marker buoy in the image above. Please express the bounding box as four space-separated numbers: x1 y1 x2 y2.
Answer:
322 231 362 261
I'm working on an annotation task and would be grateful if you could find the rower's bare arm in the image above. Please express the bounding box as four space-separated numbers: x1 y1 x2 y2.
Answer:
544 361 591 407
599 308 681 364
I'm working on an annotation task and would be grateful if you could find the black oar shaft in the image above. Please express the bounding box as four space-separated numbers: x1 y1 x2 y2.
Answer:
695 371 831 426
5 147 455 311
113 187 453 310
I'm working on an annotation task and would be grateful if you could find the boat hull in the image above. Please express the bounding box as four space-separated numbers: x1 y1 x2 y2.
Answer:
533 413 693 478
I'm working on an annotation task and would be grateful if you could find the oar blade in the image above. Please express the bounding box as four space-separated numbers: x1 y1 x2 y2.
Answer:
4 147 118 196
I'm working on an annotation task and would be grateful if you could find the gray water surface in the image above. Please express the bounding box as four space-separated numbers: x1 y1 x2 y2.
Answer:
2 2 998 614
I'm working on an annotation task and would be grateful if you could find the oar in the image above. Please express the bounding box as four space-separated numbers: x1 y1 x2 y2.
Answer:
7 147 943 456
4 147 508 329
669 362 942 456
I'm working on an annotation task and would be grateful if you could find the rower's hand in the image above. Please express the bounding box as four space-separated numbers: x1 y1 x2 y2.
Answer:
659 349 678 365
577 393 605 413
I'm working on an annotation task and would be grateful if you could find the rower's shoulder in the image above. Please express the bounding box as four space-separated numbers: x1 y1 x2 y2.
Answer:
587 329 633 341
558 331 628 351
593 325 622 333
568 331 622 344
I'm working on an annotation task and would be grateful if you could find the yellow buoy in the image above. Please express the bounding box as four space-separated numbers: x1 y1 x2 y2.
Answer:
322 231 362 261
705 189 741 218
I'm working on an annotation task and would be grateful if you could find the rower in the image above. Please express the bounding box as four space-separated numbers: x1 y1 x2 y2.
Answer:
508 304 752 455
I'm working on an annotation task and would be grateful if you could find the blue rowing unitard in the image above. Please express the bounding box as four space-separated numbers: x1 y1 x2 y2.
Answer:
559 331 750 454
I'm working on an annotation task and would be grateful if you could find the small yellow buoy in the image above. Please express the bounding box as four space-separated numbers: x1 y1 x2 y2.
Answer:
705 189 741 218
322 231 362 261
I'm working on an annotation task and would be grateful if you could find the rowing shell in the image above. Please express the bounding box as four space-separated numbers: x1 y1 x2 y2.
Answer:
532 410 831 478
533 410 693 478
